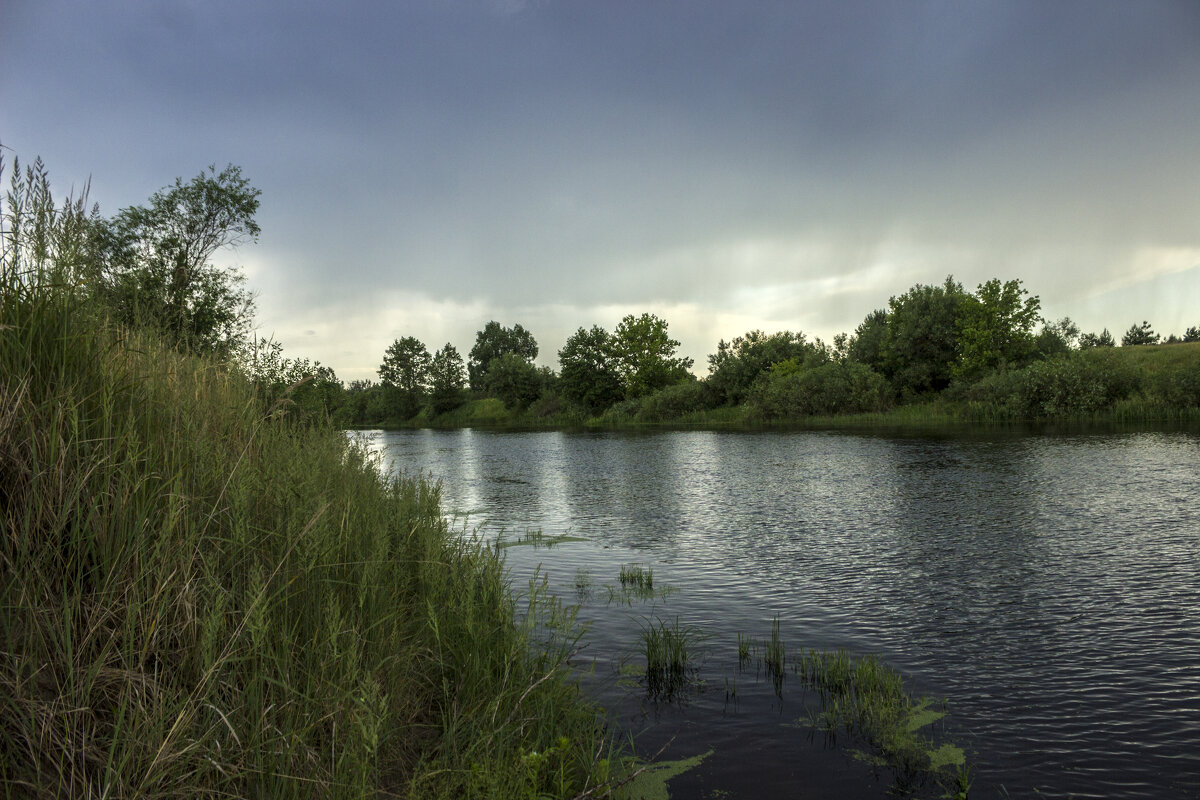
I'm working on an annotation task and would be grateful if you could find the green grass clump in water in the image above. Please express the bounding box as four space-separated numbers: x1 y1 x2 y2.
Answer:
0 248 620 795
794 648 969 798
619 563 653 589
639 617 701 699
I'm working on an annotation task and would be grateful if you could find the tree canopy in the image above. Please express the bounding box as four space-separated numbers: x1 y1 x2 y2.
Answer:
954 278 1041 380
612 313 694 399
92 164 261 358
379 336 432 419
558 325 623 413
468 321 538 390
882 276 968 396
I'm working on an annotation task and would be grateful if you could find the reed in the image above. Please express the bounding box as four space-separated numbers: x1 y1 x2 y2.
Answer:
618 563 653 590
639 616 701 699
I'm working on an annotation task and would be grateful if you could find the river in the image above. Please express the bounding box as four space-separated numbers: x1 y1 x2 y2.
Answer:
360 427 1200 799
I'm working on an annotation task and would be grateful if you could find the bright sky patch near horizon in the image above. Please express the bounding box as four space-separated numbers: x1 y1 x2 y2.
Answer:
3 0 1198 382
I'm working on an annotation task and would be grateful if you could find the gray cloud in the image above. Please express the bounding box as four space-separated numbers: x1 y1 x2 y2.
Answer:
3 0 1197 381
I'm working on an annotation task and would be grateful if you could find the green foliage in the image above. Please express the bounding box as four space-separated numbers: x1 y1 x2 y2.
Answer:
482 351 543 410
1184 326 1200 343
748 361 892 419
468 321 538 390
847 309 888 372
0 194 618 797
428 342 467 415
1035 317 1080 358
379 336 431 420
92 164 260 358
612 312 694 399
626 377 715 422
882 276 967 397
706 329 817 406
954 278 1041 380
1121 320 1160 346
961 349 1139 418
557 325 623 413
1079 328 1115 348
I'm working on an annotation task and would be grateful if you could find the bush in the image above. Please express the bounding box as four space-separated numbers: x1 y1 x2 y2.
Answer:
959 351 1140 418
632 379 717 422
748 362 893 419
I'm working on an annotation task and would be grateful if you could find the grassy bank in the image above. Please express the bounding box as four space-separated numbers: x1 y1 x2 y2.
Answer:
0 274 619 797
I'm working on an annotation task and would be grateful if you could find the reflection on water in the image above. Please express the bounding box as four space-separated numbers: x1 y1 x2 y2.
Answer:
361 428 1200 799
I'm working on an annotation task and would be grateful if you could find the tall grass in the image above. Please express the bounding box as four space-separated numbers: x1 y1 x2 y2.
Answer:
0 227 616 796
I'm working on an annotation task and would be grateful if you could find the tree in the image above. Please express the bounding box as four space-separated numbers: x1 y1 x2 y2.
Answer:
954 278 1042 380
1035 317 1080 358
1078 328 1115 348
706 330 817 406
93 164 261 358
881 276 967 396
558 325 623 413
378 336 431 419
1184 326 1200 343
612 313 694 399
1121 321 1160 346
468 321 538 390
429 343 467 415
846 309 888 372
482 352 542 410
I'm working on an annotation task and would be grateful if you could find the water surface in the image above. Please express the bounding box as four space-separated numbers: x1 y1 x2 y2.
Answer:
363 428 1200 799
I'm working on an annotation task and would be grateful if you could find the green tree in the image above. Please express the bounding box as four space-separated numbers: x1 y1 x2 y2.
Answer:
1183 326 1200 343
1078 328 1115 348
882 276 967 396
1035 317 1080 359
429 343 467 415
706 330 816 406
482 351 542 410
954 278 1042 380
612 313 694 399
847 309 888 372
558 325 623 413
1121 321 1160 346
379 336 431 419
92 164 261 358
468 321 538 390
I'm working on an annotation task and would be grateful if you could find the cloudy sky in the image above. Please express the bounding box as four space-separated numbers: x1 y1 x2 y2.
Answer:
3 0 1199 381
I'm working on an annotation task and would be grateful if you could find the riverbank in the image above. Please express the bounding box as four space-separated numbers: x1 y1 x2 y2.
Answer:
0 276 620 797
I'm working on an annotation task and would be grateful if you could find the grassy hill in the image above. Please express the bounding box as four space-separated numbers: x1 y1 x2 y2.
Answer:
0 275 618 798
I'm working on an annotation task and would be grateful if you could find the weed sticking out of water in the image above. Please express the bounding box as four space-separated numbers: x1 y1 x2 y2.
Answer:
574 568 594 600
495 530 589 549
791 648 969 797
639 616 702 700
736 631 752 666
763 617 787 696
765 617 786 676
603 581 675 605
619 563 654 589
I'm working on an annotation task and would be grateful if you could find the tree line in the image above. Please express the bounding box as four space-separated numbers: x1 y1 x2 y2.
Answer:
354 273 1198 425
7 154 1196 427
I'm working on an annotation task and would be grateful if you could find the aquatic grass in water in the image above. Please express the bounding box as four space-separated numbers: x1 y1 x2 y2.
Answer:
791 648 968 797
639 616 702 699
619 563 654 589
496 529 590 549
